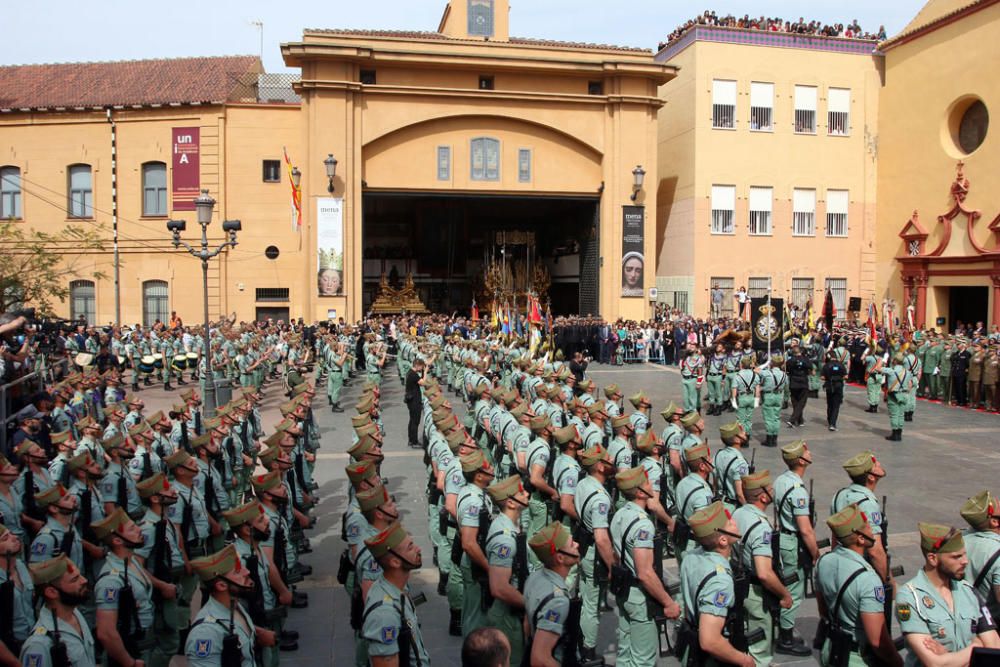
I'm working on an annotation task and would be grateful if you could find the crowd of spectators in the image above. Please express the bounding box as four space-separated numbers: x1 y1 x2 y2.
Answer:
658 11 887 49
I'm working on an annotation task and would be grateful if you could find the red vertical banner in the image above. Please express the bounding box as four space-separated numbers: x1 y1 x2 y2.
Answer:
171 127 200 211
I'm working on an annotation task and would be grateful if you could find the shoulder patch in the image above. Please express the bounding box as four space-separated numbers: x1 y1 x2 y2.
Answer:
896 603 911 622
30 541 47 555
194 638 213 657
380 626 398 644
104 587 120 602
597 502 608 516
23 654 43 667
713 591 731 607
874 585 885 603
497 545 511 559
637 529 650 541
544 608 561 623
796 497 807 508
761 530 772 545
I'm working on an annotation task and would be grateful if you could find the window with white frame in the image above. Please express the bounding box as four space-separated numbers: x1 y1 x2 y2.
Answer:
70 280 96 326
712 79 737 129
826 189 849 237
748 186 772 235
749 82 774 131
518 149 531 183
794 85 817 134
793 188 816 236
748 277 771 299
68 164 93 218
437 146 451 181
711 277 734 316
468 0 494 37
828 88 850 136
791 277 814 310
825 278 847 314
142 162 167 216
711 185 735 234
0 166 21 219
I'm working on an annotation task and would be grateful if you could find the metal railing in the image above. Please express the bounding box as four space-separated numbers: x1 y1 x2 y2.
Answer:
1 356 70 454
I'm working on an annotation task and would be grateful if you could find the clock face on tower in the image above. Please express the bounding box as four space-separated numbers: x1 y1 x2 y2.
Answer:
908 239 921 256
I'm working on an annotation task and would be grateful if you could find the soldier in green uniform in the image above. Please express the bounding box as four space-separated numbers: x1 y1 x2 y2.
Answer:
863 343 883 413
959 490 1000 619
897 523 1000 663
678 500 755 667
814 505 901 667
940 338 954 404
574 444 615 659
713 422 751 511
455 448 496 637
523 521 580 666
550 425 583 525
924 336 943 401
680 344 705 414
830 452 890 581
706 343 728 416
29 485 84 572
483 475 529 666
903 344 921 422
772 440 819 655
326 341 348 413
523 415 558 564
733 471 793 667
185 544 271 667
92 508 159 667
659 401 686 506
18 555 95 667
731 357 760 439
610 466 681 667
133 473 184 667
673 443 716 564
0 523 33 663
758 355 786 447
360 521 431 667
880 353 909 441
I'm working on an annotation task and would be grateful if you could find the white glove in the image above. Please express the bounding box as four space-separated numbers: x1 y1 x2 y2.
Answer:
754 397 760 409
731 398 738 410
933 367 940 375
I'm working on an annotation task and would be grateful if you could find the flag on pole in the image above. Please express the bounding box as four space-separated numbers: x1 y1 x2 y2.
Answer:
283 147 302 231
867 301 878 342
471 299 479 322
502 306 510 336
529 296 542 325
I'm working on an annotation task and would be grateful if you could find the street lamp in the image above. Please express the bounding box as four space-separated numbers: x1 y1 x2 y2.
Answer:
630 165 646 202
324 154 338 193
167 189 241 418
291 166 301 190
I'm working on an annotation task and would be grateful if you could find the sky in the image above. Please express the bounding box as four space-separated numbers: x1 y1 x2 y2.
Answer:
4 0 926 73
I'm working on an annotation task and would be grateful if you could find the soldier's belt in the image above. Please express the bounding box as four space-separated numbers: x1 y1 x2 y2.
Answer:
186 539 207 558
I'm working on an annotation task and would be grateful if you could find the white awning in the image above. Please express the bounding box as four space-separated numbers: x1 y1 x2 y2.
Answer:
711 184 735 211
793 188 816 212
794 85 817 111
749 186 772 212
750 82 773 108
712 79 737 106
827 189 849 214
828 87 850 114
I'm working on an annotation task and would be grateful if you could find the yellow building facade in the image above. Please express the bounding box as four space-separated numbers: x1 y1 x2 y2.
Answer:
655 27 882 318
876 0 1000 329
0 0 672 326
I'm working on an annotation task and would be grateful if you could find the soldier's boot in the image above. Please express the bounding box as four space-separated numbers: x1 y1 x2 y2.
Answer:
281 630 299 641
896 429 903 441
178 375 188 386
580 647 598 661
449 608 463 637
131 382 140 392
164 382 174 391
332 402 344 413
279 637 299 652
143 376 153 386
776 628 811 656
438 572 449 596
904 411 913 422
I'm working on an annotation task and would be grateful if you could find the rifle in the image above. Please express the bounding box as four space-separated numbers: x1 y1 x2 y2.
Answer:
650 529 677 657
79 488 96 572
22 469 42 522
110 557 143 665
48 606 70 667
727 553 766 652
803 479 830 598
880 495 905 627
748 448 756 475
220 599 242 667
243 553 268 626
0 562 14 651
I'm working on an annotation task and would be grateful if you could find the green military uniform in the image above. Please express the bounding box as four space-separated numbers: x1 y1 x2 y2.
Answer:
361 574 430 667
896 523 994 667
678 501 743 667
326 344 346 409
18 608 95 667
706 353 727 415
680 352 705 414
815 509 886 667
673 443 715 564
455 452 495 637
574 451 613 653
712 434 749 513
924 340 943 400
731 365 759 438
864 350 882 411
960 491 1000 620
939 342 954 404
880 356 909 440
773 458 810 633
523 523 574 664
484 507 525 666
733 475 778 667
610 484 660 667
758 362 787 443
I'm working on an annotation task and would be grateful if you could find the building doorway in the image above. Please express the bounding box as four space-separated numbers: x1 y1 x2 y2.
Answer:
948 286 989 334
361 192 600 316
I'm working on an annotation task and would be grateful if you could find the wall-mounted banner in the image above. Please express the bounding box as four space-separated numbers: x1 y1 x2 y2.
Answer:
317 197 345 297
621 205 645 297
171 127 200 211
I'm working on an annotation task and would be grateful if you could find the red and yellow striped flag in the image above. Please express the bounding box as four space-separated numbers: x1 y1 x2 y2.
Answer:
283 147 302 230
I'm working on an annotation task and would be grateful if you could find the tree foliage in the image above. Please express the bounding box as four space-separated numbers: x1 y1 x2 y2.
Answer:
0 221 109 315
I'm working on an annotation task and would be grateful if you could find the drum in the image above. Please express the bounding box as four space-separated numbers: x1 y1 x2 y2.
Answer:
186 352 200 369
74 353 95 368
172 354 188 371
116 355 127 367
137 358 155 374
152 353 164 369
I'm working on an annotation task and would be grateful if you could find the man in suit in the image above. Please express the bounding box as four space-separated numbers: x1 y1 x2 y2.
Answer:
405 357 426 448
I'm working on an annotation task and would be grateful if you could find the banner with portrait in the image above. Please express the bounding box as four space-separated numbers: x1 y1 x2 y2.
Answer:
750 297 784 351
621 205 645 297
317 197 344 297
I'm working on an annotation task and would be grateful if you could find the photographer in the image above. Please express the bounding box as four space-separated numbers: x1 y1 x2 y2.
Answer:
569 350 589 383
0 313 32 383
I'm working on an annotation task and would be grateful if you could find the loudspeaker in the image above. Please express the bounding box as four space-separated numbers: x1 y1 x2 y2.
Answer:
848 297 862 312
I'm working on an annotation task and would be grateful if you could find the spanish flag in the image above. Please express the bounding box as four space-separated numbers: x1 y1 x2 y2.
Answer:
283 147 302 231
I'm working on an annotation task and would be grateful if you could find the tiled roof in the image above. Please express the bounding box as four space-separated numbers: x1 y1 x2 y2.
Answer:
881 0 996 49
0 55 263 112
304 28 650 53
